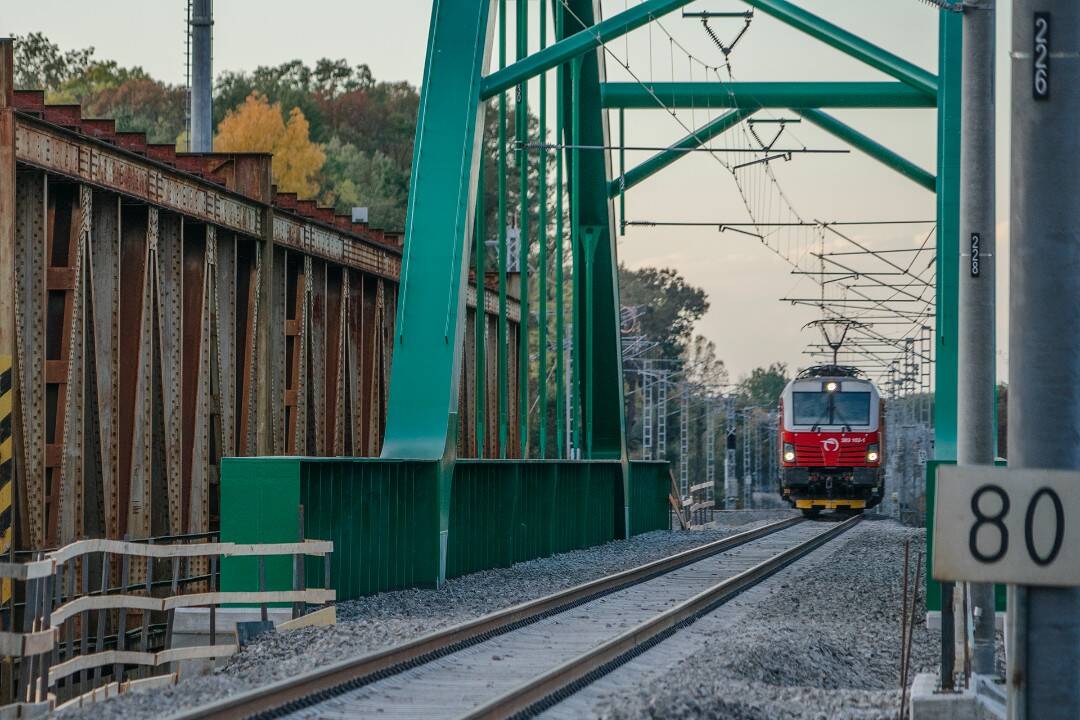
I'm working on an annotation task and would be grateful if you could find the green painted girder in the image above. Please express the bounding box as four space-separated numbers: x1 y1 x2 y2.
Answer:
382 0 495 462
557 1 629 472
739 0 937 98
481 0 698 101
608 107 756 198
600 82 937 109
794 108 935 192
933 9 961 461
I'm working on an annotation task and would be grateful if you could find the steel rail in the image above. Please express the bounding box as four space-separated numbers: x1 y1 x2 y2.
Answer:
166 516 803 720
464 514 862 719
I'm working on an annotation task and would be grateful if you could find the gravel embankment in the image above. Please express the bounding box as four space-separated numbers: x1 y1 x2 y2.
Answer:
60 509 794 720
595 517 933 720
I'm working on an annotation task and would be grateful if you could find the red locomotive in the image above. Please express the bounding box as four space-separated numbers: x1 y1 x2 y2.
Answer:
778 366 884 516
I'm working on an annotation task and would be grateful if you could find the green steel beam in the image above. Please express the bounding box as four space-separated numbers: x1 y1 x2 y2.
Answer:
554 0 566 460
537 0 549 459
600 81 937 109
481 0 697 101
383 0 494 460
516 0 530 456
618 109 625 232
474 150 486 457
794 108 935 192
381 0 495 585
570 55 583 457
739 0 937 98
608 107 755 198
498 1 509 458
557 0 628 482
934 9 961 462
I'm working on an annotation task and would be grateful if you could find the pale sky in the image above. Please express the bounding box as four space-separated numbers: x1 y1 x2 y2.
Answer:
1 1 1013 384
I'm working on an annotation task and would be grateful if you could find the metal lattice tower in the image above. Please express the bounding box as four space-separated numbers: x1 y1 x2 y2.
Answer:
742 407 754 507
920 324 933 426
767 410 778 492
641 360 653 461
705 397 716 489
679 381 689 496
724 395 737 509
656 366 667 459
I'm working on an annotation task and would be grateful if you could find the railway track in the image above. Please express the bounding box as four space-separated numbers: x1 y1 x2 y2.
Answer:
170 514 861 720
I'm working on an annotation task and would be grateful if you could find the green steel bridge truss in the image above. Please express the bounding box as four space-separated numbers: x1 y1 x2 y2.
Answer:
223 0 961 596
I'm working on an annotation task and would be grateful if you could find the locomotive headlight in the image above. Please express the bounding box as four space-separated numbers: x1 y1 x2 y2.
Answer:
825 381 839 393
783 443 796 463
867 444 880 463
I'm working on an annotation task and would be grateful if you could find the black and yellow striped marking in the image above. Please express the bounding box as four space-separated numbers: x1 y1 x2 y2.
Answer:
0 355 11 604
795 498 866 510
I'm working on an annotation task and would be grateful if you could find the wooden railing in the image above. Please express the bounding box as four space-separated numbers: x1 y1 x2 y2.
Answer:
0 537 333 715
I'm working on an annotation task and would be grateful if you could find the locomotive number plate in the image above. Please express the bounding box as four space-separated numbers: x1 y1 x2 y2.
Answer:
933 465 1080 586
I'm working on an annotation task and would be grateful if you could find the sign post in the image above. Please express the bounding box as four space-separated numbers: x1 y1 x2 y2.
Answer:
934 466 1076 587
1007 2 1080 718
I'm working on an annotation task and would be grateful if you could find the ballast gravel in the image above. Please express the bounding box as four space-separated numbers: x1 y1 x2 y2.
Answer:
59 509 792 720
592 517 935 720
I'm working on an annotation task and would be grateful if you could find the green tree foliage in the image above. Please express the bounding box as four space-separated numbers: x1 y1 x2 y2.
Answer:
619 264 709 358
738 363 791 408
12 32 93 90
14 33 185 145
80 77 187 145
683 335 729 388
13 39 556 233
214 59 419 229
319 138 406 230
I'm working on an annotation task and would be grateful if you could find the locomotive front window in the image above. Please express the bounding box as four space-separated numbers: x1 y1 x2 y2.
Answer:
832 392 871 426
791 390 871 426
792 392 830 425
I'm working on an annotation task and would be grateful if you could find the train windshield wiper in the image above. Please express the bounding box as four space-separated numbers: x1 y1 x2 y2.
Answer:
810 401 831 432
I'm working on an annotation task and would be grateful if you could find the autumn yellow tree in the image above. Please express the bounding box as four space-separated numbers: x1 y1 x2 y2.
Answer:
215 92 325 197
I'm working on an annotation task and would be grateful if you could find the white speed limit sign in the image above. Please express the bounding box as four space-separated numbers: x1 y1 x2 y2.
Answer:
933 465 1078 586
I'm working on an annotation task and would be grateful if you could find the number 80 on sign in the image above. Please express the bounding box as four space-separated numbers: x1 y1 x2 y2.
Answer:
933 466 1078 586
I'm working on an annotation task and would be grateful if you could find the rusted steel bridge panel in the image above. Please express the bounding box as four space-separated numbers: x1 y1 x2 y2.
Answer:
0 61 519 554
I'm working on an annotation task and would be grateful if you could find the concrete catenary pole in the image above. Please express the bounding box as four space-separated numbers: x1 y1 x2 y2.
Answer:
957 0 996 678
189 0 214 153
1008 2 1080 718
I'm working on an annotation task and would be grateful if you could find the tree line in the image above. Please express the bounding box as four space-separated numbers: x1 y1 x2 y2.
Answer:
13 32 416 230
13 33 795 440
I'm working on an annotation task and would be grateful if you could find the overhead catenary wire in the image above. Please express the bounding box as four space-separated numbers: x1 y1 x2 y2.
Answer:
574 1 936 388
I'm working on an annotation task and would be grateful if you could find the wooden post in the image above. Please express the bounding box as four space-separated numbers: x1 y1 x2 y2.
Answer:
17 556 39 701
163 556 179 650
92 553 109 686
258 556 267 623
38 570 52 701
324 551 331 592
292 506 304 619
113 537 130 684
79 557 89 690
64 559 74 692
140 540 152 662
209 554 217 646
